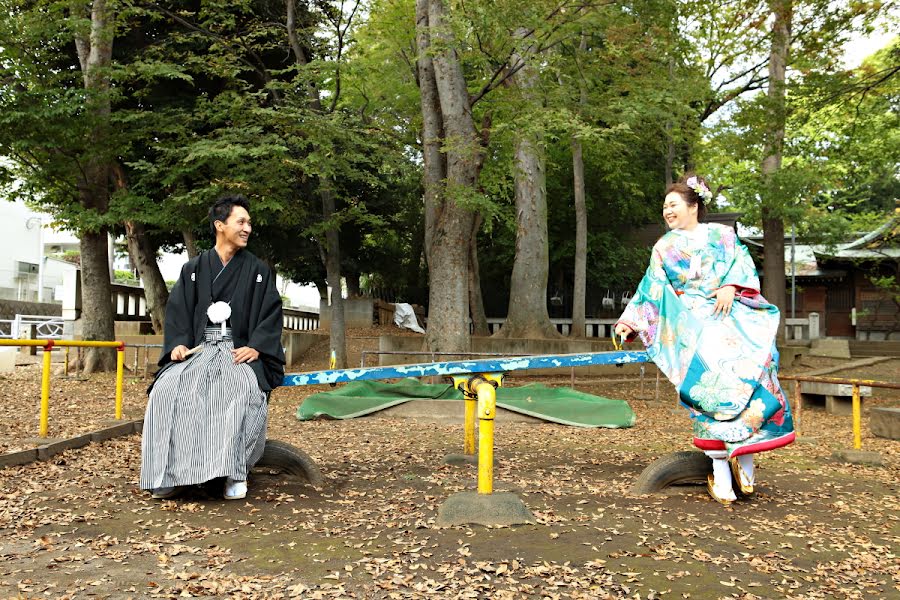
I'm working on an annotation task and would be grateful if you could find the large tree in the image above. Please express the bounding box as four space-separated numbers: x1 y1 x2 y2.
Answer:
0 0 120 371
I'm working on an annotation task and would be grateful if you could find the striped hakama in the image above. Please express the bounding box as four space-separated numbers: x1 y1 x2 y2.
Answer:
140 327 268 490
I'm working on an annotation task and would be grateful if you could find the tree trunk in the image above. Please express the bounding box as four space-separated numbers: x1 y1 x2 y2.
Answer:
316 281 329 309
498 130 557 338
420 0 479 353
286 0 347 366
415 0 445 268
345 270 360 298
322 187 347 368
664 58 676 187
80 230 117 371
182 229 199 259
570 30 589 339
110 163 169 334
468 215 489 337
497 29 558 339
74 0 117 372
570 136 587 338
761 0 792 340
124 221 168 334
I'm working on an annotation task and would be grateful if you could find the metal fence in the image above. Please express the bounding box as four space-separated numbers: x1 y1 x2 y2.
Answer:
0 314 64 339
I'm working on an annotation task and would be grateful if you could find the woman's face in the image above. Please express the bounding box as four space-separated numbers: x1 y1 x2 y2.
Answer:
663 191 698 231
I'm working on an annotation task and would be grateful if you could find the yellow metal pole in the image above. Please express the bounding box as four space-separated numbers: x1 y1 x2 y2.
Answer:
39 342 54 437
464 394 477 455
475 380 496 495
64 347 69 377
852 383 861 450
115 345 125 420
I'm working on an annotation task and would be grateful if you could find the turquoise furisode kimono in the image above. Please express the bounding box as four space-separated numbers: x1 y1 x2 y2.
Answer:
617 223 795 458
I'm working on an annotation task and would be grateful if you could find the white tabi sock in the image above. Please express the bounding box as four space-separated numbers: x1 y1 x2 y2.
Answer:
737 454 755 486
704 450 736 500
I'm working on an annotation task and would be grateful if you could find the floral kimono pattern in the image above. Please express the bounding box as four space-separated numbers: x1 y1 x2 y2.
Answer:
617 223 794 458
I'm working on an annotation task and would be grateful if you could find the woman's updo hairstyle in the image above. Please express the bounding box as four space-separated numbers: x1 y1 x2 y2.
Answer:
666 173 711 222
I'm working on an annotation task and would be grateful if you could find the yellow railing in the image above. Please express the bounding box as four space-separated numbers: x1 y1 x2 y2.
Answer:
0 339 126 437
454 373 504 495
780 374 900 450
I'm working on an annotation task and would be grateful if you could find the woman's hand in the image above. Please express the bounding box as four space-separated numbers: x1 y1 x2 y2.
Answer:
711 285 736 318
614 323 634 339
232 346 260 364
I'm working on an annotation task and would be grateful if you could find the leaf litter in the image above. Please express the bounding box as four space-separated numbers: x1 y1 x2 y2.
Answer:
0 342 897 598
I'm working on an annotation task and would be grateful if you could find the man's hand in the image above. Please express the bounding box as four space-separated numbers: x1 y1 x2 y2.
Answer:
171 345 190 362
232 346 259 364
614 323 634 339
711 285 737 318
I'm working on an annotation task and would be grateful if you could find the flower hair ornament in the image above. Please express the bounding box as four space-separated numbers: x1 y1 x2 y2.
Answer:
686 176 713 202
207 301 232 335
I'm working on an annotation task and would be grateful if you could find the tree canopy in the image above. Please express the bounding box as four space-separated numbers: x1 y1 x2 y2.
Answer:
0 0 896 348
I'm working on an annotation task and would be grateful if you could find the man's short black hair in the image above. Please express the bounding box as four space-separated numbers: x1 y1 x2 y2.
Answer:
209 194 251 238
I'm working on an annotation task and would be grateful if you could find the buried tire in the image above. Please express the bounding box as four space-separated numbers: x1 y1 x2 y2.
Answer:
631 450 712 494
256 440 324 487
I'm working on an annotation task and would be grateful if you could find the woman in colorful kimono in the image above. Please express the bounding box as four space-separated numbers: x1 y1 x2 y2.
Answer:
615 175 795 505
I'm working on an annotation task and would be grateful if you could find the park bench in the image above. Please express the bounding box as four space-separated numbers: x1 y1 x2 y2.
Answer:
799 380 872 415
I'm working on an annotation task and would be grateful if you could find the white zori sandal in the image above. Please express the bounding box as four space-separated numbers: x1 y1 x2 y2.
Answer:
224 478 247 500
729 455 755 496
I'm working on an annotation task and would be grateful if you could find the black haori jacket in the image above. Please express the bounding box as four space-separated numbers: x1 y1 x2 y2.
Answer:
154 249 285 392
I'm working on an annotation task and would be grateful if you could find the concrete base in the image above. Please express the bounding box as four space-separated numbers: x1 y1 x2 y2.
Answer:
833 449 883 466
37 434 92 460
282 331 327 368
870 407 900 440
91 421 137 442
809 338 851 359
778 346 805 369
0 448 38 469
319 297 375 329
443 453 478 466
436 491 535 527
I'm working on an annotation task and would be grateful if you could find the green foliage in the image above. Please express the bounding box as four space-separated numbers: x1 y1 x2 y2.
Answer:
114 269 139 284
2 0 893 315
699 33 898 246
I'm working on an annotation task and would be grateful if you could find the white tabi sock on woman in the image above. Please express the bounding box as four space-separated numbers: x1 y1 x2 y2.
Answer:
704 450 737 501
737 454 755 486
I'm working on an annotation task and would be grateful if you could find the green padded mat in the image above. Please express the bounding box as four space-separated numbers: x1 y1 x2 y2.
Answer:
297 379 635 428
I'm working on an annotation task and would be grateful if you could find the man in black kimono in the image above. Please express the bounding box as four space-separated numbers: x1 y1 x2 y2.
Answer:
140 194 285 500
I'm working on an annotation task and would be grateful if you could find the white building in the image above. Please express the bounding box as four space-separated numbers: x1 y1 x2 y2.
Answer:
0 200 57 302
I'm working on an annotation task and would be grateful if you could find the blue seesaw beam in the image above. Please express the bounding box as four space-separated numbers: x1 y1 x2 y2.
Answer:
282 351 649 387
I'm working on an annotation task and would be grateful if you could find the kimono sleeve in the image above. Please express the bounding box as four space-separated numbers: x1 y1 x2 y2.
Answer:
718 226 761 295
615 243 671 341
159 262 197 367
247 263 285 389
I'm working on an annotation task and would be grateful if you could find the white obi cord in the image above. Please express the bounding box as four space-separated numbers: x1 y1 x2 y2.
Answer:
685 224 706 280
207 301 232 335
688 253 702 279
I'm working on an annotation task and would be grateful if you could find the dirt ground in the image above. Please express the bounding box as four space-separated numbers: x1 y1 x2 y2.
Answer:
0 332 898 599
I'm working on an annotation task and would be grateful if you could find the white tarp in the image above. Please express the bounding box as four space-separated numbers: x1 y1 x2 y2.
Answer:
393 303 425 334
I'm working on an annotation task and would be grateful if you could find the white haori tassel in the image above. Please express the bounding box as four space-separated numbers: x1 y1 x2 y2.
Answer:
207 301 232 336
